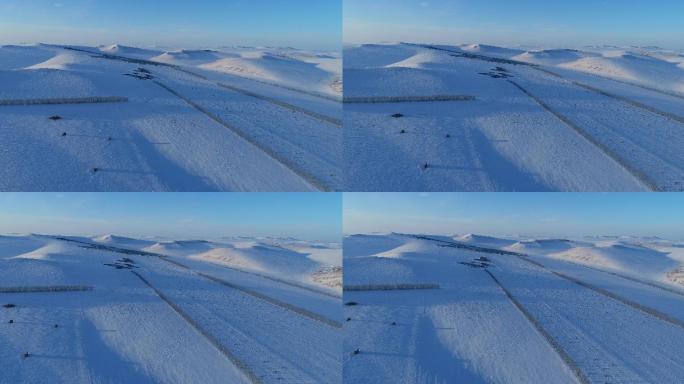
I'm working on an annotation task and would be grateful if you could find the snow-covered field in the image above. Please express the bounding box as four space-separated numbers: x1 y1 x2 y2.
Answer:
344 232 684 383
0 43 341 191
0 233 341 383
344 43 684 191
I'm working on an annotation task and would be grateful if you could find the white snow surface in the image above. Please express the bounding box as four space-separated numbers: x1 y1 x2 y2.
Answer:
1 233 341 383
344 232 684 383
0 43 341 192
344 43 684 192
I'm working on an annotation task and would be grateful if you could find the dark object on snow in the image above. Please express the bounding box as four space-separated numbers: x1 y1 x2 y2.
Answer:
60 132 67 137
8 319 13 324
400 129 406 134
53 324 59 328
478 70 513 79
49 115 62 121
125 67 154 80
91 167 99 173
459 261 489 269
391 113 404 118
346 317 352 322
391 321 397 326
344 301 359 306
445 134 451 138
353 349 361 355
22 352 30 359
422 162 430 170
107 136 113 141
3 304 16 308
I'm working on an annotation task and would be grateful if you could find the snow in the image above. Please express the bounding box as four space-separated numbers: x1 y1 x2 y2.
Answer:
513 49 596 66
103 45 343 98
139 238 342 294
344 233 579 383
458 233 684 289
344 233 684 383
0 44 340 191
344 43 684 191
455 233 517 248
99 44 163 59
1 234 341 383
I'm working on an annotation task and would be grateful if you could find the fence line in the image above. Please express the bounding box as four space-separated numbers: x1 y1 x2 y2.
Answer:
0 96 128 106
343 95 475 104
0 285 93 293
344 283 440 291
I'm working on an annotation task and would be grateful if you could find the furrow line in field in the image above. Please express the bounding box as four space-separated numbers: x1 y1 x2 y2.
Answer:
153 80 329 191
131 270 261 384
506 79 658 191
484 269 589 384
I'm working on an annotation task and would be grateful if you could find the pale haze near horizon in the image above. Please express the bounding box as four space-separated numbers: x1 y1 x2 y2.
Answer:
344 193 684 241
0 193 342 243
0 0 342 51
344 0 684 51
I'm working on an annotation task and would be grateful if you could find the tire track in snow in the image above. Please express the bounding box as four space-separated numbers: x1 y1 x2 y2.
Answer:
53 237 341 327
539 257 684 299
153 80 329 191
484 269 589 384
529 66 684 125
413 44 666 190
417 42 684 121
516 256 684 331
214 81 341 127
134 268 336 384
58 236 341 299
531 65 684 103
421 235 684 331
158 256 342 329
506 79 659 191
171 63 342 103
486 258 684 383
61 46 341 125
421 235 684 381
131 271 261 384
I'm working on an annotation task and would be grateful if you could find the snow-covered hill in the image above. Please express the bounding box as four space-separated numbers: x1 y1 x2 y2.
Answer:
0 43 341 191
344 232 684 383
88 234 342 293
0 233 341 383
344 42 684 192
106 45 342 98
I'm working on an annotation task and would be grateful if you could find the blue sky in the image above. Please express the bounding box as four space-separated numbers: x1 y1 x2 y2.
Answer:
0 193 342 242
0 0 341 50
344 193 684 240
345 0 684 49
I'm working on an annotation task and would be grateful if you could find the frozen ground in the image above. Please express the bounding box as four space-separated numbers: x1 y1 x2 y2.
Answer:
344 43 684 191
0 233 341 383
0 44 341 191
344 233 684 383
